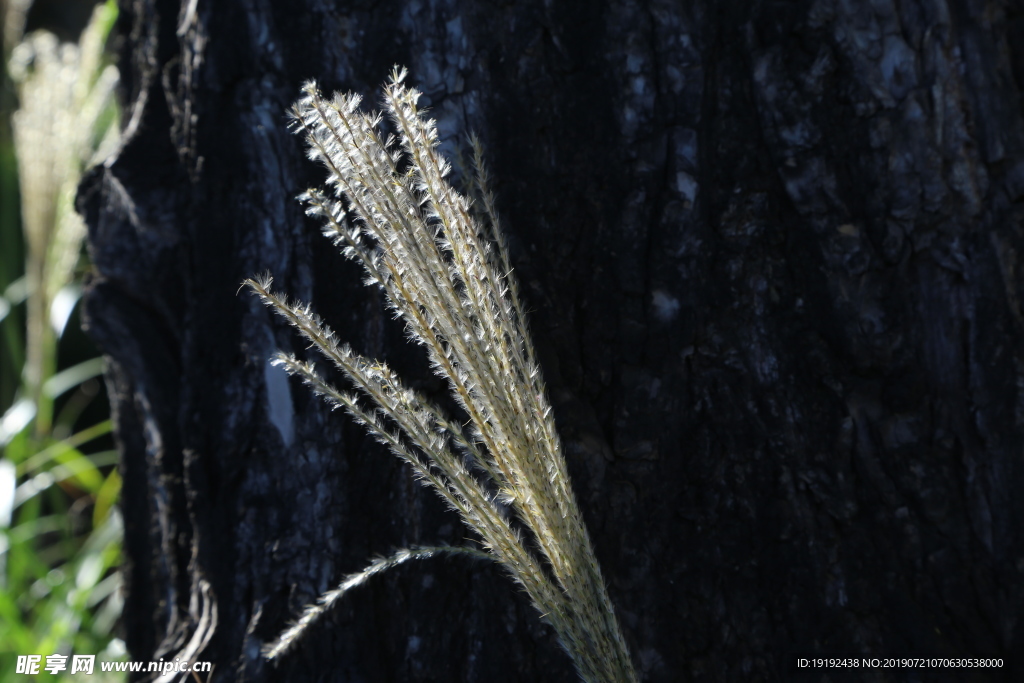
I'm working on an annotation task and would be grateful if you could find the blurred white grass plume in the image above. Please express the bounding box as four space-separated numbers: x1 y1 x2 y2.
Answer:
8 3 119 432
247 68 638 683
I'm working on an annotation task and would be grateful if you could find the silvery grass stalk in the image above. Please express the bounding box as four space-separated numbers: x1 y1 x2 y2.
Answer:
247 67 637 683
9 4 119 433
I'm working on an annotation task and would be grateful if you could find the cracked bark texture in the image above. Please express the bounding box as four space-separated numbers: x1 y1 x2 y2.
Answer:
79 0 1024 681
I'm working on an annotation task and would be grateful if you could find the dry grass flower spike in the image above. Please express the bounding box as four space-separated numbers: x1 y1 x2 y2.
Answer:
247 67 637 683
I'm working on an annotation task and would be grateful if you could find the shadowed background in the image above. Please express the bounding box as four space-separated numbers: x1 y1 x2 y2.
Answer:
80 0 1024 681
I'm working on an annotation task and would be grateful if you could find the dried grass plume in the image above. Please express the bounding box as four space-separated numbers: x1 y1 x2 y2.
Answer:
247 68 637 683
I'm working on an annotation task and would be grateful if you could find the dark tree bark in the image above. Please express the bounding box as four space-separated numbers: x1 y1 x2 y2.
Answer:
80 0 1024 680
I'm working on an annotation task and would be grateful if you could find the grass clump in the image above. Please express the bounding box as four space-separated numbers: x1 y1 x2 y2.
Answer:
246 68 637 683
1 3 124 680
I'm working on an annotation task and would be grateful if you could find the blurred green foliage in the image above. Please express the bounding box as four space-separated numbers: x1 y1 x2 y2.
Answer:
1 1 124 679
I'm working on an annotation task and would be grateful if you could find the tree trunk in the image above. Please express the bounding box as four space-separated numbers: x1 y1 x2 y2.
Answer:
80 0 1024 680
